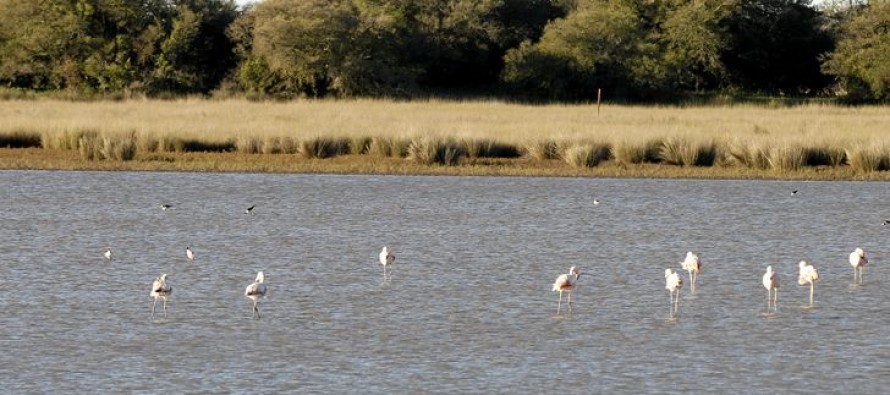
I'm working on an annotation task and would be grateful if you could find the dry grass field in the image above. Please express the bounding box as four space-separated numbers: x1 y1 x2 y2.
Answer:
0 98 888 179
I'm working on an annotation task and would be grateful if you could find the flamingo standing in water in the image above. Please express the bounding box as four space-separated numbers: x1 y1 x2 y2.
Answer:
762 266 780 312
665 269 683 317
680 251 701 294
245 271 267 319
797 260 819 306
150 273 172 318
379 246 395 280
552 266 581 314
849 248 868 285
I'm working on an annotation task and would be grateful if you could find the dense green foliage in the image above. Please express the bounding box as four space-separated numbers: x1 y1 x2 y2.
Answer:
0 0 886 101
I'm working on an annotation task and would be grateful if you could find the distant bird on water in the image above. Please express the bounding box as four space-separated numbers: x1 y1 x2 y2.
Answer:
797 260 819 306
161 204 172 211
762 266 780 313
150 273 172 318
553 266 581 314
185 246 194 262
882 219 889 226
849 247 868 285
245 271 267 319
680 251 701 294
245 205 256 214
379 246 395 280
593 199 600 206
791 190 799 196
104 248 112 262
665 268 683 318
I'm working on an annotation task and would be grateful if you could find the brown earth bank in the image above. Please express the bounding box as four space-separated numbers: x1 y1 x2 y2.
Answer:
2 148 889 181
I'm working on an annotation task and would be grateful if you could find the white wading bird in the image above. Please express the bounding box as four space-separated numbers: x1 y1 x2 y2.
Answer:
665 268 683 318
763 266 780 312
379 246 395 280
680 251 701 294
849 247 868 285
150 273 172 318
553 266 581 314
245 271 267 319
797 260 819 306
186 246 194 262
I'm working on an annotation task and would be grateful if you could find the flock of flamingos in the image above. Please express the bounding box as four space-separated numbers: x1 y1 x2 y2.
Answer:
553 248 869 318
102 203 870 320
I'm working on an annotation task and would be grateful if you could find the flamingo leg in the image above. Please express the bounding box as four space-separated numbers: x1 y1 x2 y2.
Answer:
567 291 573 313
253 299 261 319
556 291 563 314
151 298 157 317
163 297 168 318
809 282 815 306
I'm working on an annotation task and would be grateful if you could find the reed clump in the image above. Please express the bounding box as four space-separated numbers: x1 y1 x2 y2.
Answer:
612 138 662 165
460 138 521 159
562 141 612 168
659 137 717 167
767 142 808 171
368 137 410 158
845 143 890 172
523 139 560 161
408 137 466 165
299 137 350 159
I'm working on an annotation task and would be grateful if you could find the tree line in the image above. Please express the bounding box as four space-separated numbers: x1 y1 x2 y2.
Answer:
0 0 887 102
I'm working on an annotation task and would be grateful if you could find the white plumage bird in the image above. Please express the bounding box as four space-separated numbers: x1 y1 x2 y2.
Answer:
150 273 172 318
104 248 112 262
552 266 581 314
680 251 701 294
379 246 395 280
665 268 683 317
245 271 267 319
762 265 780 312
797 260 819 306
849 247 868 285
186 246 194 262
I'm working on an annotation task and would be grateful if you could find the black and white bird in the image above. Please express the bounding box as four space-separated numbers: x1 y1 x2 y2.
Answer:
150 273 172 318
245 271 267 319
161 204 172 211
245 205 256 214
185 246 194 262
882 219 889 226
791 190 799 196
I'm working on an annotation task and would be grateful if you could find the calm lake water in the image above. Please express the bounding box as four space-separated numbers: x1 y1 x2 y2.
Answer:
1 171 888 393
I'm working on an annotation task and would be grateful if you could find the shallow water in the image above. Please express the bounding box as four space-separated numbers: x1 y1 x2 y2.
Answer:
1 171 888 393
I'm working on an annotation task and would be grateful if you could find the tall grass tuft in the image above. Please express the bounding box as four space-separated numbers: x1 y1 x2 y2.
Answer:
845 143 890 172
408 137 466 165
460 138 521 158
659 137 717 167
100 133 138 161
349 136 372 155
727 139 770 169
612 138 662 164
562 141 612 168
236 135 262 154
368 137 410 158
523 139 560 160
0 130 42 148
77 131 102 160
43 129 92 150
299 137 350 159
766 142 807 171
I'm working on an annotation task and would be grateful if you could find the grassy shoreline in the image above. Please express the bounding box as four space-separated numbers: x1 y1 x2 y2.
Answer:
3 148 890 181
1 98 889 180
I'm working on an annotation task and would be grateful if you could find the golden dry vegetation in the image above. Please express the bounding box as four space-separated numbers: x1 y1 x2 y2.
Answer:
1 98 889 179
